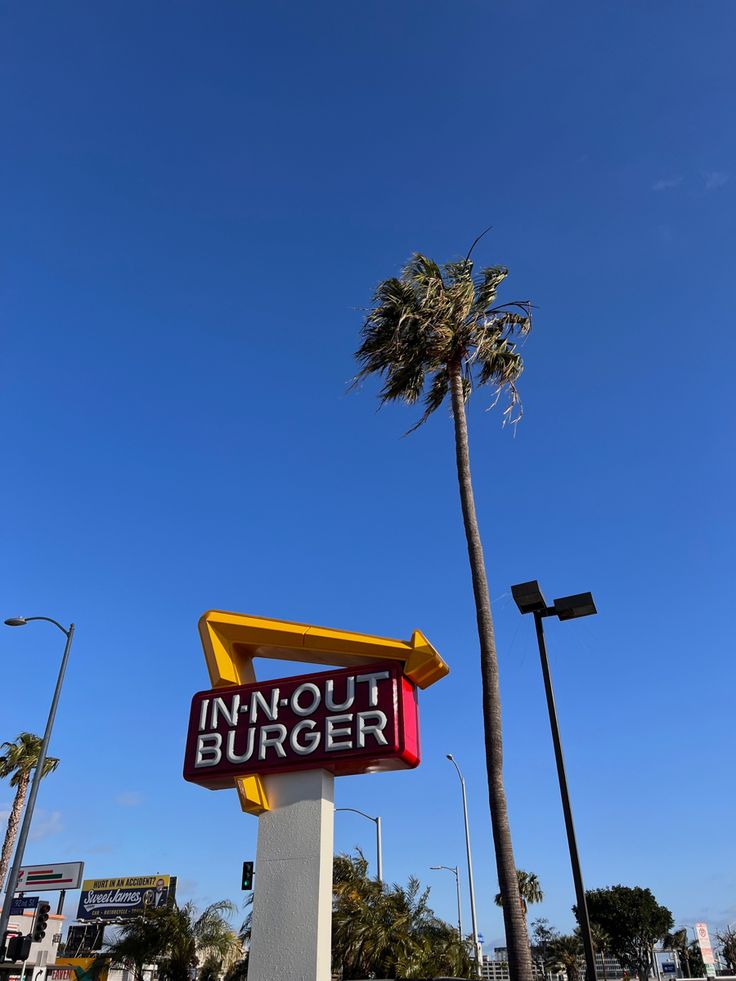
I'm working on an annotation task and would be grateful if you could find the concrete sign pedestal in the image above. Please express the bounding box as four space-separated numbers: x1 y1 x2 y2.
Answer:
247 769 335 981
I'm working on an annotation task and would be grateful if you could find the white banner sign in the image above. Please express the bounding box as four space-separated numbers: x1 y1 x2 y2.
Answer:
695 922 715 966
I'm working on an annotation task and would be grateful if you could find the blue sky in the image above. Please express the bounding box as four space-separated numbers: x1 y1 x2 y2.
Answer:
2 0 735 951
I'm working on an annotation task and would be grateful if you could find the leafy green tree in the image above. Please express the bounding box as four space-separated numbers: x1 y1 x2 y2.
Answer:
663 929 691 978
332 851 473 979
546 934 583 981
0 733 60 890
353 244 534 981
716 928 736 974
584 886 674 981
531 918 558 976
106 901 238 981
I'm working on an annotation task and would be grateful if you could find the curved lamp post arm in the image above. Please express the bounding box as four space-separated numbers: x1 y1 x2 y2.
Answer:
24 617 71 636
335 807 382 884
4 616 71 636
431 865 463 940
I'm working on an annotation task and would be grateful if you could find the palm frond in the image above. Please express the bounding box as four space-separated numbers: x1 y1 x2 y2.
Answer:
353 249 533 430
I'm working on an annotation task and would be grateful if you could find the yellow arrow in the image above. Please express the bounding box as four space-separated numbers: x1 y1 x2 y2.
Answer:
196 610 449 814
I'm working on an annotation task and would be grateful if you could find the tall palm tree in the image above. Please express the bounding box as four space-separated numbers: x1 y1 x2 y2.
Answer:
0 732 60 889
495 870 544 926
354 245 534 981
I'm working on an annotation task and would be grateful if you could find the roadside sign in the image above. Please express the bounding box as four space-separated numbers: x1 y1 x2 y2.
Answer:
696 923 716 966
16 862 84 891
9 896 39 914
662 963 676 975
194 610 448 814
184 660 420 789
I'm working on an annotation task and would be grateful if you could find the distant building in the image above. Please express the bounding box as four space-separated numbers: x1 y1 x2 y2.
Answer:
483 951 547 980
488 945 627 981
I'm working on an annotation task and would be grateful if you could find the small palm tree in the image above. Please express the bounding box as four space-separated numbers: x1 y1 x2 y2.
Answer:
332 851 473 980
546 934 583 981
495 870 543 925
106 901 238 981
664 929 691 978
354 242 534 981
577 923 611 980
0 733 60 888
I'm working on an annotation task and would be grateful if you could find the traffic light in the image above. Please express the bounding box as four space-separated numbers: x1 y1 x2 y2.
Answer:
6 934 32 961
32 901 50 942
241 861 254 891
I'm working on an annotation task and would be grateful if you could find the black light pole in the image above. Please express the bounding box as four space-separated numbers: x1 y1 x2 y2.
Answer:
0 616 74 957
511 581 598 981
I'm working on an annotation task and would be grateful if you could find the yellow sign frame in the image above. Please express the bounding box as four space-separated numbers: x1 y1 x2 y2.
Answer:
196 610 449 814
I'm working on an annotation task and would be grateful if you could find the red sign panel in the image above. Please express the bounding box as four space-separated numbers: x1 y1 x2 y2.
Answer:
183 661 420 787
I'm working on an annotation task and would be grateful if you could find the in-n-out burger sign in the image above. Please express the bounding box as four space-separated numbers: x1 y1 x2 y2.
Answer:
184 610 449 812
183 661 420 786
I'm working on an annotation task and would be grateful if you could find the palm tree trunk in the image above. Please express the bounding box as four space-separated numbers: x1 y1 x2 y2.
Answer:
0 774 29 890
448 361 533 981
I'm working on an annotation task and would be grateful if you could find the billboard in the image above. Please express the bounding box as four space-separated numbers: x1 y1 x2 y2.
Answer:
65 924 105 956
76 875 176 921
183 660 420 788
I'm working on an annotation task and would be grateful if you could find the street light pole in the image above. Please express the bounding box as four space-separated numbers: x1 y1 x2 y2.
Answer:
533 610 596 981
335 807 382 884
0 616 74 956
511 582 598 981
447 754 482 979
430 865 463 940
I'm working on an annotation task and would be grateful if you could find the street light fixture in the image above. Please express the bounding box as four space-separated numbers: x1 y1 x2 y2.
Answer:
0 615 75 958
510 580 598 981
335 807 382 884
430 865 463 940
447 754 482 979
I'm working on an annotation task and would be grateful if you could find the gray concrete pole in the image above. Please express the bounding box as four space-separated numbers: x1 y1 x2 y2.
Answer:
448 755 482 979
0 619 74 955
